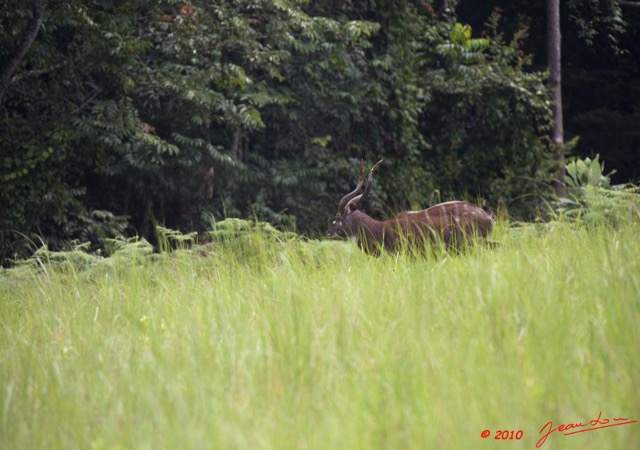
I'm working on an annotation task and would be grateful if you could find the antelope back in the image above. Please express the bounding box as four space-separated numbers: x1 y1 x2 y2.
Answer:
393 201 493 247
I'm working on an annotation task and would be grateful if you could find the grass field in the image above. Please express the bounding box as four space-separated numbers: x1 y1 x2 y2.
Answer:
1 219 639 449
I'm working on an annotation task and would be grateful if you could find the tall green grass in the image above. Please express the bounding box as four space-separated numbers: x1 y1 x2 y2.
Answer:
1 219 639 449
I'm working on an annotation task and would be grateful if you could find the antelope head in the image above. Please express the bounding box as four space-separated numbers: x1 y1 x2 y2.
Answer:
326 159 384 243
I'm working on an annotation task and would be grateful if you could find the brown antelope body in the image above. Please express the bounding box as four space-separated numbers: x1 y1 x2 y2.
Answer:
326 160 493 253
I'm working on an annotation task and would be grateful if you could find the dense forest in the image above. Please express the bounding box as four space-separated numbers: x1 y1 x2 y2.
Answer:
1 0 639 261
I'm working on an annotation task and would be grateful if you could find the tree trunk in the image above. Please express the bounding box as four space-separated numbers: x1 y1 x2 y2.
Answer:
0 2 45 105
547 0 566 197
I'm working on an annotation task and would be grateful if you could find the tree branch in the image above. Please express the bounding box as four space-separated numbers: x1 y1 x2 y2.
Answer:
10 62 67 84
619 0 640 7
71 86 103 115
0 2 45 105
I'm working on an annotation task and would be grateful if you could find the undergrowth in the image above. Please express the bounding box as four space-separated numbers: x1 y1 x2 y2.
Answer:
1 216 639 450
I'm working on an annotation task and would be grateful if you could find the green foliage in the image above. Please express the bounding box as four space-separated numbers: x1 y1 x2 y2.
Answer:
555 154 639 226
14 234 154 274
565 153 617 188
155 226 198 252
208 217 297 242
104 235 155 259
1 0 560 262
417 11 554 217
566 0 626 49
205 217 301 262
555 184 640 227
17 241 100 273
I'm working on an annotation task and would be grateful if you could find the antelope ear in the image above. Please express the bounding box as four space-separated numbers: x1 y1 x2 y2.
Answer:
348 203 357 212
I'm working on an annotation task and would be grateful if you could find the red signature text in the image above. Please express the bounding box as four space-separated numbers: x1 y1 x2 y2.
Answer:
536 412 637 448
